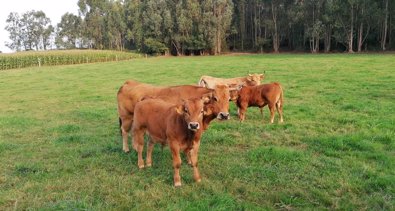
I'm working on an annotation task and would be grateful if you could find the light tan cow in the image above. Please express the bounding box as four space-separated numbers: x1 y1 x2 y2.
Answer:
198 73 264 89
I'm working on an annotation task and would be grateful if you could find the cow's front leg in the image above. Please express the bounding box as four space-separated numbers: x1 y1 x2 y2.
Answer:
170 143 182 187
238 104 247 122
190 141 201 183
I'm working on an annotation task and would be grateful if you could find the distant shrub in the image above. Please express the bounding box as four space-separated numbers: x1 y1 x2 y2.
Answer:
143 38 168 55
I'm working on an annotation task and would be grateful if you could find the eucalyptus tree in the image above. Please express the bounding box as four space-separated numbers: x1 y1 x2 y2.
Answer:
4 12 23 51
56 13 82 49
5 10 53 51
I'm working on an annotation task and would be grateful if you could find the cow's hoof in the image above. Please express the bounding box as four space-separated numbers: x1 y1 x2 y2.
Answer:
174 182 182 187
195 179 202 183
146 163 152 167
138 165 145 169
123 148 130 153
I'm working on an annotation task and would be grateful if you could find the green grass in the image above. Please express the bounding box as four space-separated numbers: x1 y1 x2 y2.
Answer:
0 54 394 210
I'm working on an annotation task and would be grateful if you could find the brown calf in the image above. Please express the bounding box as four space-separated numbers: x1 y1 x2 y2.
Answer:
236 82 284 123
132 98 206 186
198 73 264 89
117 80 232 153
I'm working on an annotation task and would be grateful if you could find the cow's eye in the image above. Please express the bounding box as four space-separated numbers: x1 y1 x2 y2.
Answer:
201 109 204 113
214 97 218 102
184 107 189 113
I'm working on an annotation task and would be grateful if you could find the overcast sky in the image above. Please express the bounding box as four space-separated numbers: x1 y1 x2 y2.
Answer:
0 0 79 53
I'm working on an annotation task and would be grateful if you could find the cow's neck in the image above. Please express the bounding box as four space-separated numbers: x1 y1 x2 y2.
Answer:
202 114 216 130
176 115 202 142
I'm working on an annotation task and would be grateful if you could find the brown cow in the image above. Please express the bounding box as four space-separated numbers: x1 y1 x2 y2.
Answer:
236 82 284 123
198 73 264 89
117 80 232 153
132 97 206 186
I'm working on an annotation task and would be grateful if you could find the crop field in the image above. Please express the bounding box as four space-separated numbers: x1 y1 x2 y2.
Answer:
0 50 140 70
0 54 394 210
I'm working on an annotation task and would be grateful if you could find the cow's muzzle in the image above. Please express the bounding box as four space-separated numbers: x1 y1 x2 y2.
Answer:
188 122 200 131
217 112 230 120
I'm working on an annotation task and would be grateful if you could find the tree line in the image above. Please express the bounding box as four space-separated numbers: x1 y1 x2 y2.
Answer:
4 0 395 55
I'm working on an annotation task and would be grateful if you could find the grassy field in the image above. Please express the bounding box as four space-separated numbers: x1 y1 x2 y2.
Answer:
0 54 394 210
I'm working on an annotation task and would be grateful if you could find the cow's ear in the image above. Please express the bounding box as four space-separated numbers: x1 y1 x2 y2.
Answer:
175 104 184 115
259 74 264 80
202 93 213 104
247 75 252 81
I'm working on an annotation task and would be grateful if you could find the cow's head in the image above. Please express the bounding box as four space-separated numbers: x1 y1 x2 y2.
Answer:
204 84 231 120
246 73 265 86
176 98 205 131
228 84 243 101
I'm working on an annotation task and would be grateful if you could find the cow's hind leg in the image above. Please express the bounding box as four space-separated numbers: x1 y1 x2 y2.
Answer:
268 103 275 124
132 127 145 169
184 149 192 166
120 116 133 153
146 139 154 167
276 100 284 123
170 143 182 187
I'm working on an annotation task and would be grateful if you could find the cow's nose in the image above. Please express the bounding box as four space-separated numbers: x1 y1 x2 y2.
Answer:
188 122 200 130
218 112 230 120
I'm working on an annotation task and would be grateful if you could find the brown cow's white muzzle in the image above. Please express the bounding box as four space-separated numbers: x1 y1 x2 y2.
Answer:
217 112 230 120
188 122 200 131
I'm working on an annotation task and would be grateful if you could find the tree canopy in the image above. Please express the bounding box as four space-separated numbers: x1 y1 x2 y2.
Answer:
4 0 395 54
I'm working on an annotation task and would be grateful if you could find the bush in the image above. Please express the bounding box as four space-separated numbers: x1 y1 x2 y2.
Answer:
143 38 168 55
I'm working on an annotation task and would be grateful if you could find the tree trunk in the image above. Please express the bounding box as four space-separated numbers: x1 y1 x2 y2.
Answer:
324 26 331 52
240 1 245 51
358 22 363 52
348 4 354 53
272 2 279 53
381 0 389 50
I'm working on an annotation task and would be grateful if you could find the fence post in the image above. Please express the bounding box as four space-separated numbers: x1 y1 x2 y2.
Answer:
38 58 41 67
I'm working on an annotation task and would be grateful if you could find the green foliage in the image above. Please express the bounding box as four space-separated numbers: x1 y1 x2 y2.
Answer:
143 38 168 55
55 13 83 49
0 54 394 210
0 50 140 70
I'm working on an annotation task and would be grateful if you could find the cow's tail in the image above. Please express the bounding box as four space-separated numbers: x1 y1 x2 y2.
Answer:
119 117 122 136
198 76 207 87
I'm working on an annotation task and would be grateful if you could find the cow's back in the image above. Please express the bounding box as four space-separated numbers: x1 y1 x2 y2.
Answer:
238 85 258 106
156 85 212 104
133 99 174 142
259 83 282 102
117 81 164 115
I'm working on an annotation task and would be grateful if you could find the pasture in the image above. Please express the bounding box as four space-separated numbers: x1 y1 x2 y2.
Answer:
0 54 394 210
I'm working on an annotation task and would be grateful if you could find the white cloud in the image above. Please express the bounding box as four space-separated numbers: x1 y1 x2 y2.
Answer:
0 0 79 53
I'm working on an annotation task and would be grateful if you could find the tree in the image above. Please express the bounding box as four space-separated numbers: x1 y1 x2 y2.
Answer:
4 12 23 51
56 13 82 49
303 0 325 53
5 10 53 51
